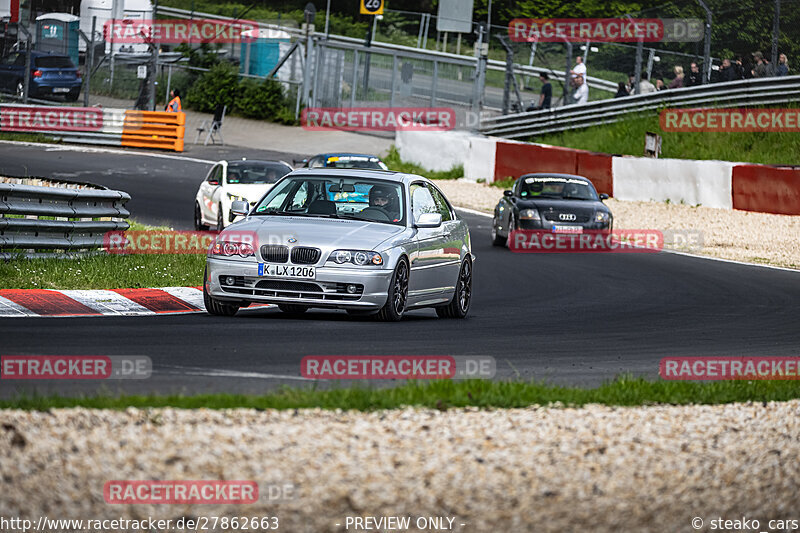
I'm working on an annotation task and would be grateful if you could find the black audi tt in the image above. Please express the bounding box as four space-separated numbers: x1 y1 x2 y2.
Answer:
491 173 613 246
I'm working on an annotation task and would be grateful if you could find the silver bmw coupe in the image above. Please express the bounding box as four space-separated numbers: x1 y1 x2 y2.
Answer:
203 168 474 321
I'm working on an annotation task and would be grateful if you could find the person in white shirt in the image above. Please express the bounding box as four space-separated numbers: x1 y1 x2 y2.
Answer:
571 56 587 84
638 73 657 93
573 75 589 104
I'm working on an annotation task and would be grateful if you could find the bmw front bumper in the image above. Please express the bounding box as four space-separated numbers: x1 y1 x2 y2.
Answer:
206 258 393 310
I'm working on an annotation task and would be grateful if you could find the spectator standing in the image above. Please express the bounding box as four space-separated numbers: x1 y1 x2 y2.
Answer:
625 74 636 93
719 59 737 82
639 73 657 93
573 75 589 104
571 56 587 84
655 79 667 90
733 58 746 79
165 89 182 112
669 66 684 89
526 73 552 111
685 63 701 86
777 54 789 76
752 52 767 77
614 82 629 98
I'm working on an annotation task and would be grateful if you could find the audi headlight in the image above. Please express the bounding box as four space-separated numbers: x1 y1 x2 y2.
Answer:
519 209 540 221
330 250 383 266
211 240 254 258
227 192 248 203
595 211 610 223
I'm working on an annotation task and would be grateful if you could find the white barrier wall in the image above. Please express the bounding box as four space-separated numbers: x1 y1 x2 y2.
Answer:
395 130 497 181
612 156 734 209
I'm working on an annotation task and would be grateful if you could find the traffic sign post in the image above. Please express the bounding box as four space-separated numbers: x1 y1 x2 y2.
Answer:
360 0 383 16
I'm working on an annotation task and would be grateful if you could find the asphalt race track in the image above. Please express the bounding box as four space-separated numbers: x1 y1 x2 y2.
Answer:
1 143 799 397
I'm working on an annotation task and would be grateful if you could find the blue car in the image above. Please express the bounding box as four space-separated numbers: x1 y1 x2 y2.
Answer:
0 51 83 101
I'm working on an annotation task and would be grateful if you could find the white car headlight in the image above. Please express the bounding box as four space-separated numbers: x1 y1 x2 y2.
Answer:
519 209 540 220
330 250 383 266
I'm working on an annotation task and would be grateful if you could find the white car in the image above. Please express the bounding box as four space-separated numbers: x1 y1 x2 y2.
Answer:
194 159 293 230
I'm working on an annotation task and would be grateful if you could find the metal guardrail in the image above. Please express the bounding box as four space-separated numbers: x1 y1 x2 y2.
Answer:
0 180 130 259
480 75 800 138
156 6 618 93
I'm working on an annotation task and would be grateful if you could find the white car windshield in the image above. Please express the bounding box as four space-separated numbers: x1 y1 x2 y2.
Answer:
253 176 406 225
227 162 292 185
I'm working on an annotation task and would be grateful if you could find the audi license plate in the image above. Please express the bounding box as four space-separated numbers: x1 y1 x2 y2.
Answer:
258 263 316 279
53 87 70 93
552 225 583 234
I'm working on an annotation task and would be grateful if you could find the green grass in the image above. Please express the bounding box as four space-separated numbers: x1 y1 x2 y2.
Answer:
0 132 59 144
3 376 800 411
534 110 800 166
383 146 463 180
0 220 207 290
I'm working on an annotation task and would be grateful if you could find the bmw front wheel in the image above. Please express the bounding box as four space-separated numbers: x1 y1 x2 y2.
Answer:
377 258 409 322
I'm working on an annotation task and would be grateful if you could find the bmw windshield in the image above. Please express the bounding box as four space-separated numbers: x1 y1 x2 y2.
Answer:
253 176 406 226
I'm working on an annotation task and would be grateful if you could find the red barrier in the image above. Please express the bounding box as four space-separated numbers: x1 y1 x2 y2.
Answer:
732 165 800 215
494 141 614 196
576 151 613 196
494 142 578 181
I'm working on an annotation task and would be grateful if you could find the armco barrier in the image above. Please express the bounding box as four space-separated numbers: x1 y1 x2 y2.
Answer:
0 178 130 259
0 104 185 152
122 111 186 152
732 165 800 215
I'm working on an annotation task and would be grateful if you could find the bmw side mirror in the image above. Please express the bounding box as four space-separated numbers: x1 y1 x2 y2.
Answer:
230 200 249 217
415 213 442 228
599 193 609 201
503 190 514 197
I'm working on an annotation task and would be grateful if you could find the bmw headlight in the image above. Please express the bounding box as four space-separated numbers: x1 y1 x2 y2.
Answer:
227 192 248 203
210 240 254 258
595 211 610 223
519 209 540 220
330 250 383 266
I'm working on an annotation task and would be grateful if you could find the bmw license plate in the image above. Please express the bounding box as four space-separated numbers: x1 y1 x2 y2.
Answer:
53 87 70 93
552 225 583 234
258 263 316 279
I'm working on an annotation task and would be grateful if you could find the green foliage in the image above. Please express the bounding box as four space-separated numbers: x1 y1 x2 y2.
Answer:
185 62 239 113
383 146 463 180
534 108 800 166
234 77 286 118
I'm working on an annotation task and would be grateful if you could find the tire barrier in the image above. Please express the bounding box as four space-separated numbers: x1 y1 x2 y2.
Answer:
396 129 800 216
0 104 185 152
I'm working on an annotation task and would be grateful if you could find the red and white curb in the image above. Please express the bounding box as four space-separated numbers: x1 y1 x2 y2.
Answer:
0 287 270 317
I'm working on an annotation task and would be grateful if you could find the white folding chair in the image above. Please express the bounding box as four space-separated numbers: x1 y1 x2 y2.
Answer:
195 104 226 145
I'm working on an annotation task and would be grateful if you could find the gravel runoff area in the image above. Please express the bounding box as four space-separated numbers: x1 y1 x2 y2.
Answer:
436 180 800 270
1 403 799 532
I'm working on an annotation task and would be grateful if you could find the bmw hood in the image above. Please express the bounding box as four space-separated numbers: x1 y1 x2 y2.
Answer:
222 216 407 251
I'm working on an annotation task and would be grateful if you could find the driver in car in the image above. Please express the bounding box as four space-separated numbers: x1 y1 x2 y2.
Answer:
368 184 401 222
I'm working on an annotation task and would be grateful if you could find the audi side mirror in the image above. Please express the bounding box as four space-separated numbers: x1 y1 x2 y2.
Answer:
230 200 249 217
415 213 443 228
599 193 609 201
503 190 514 197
